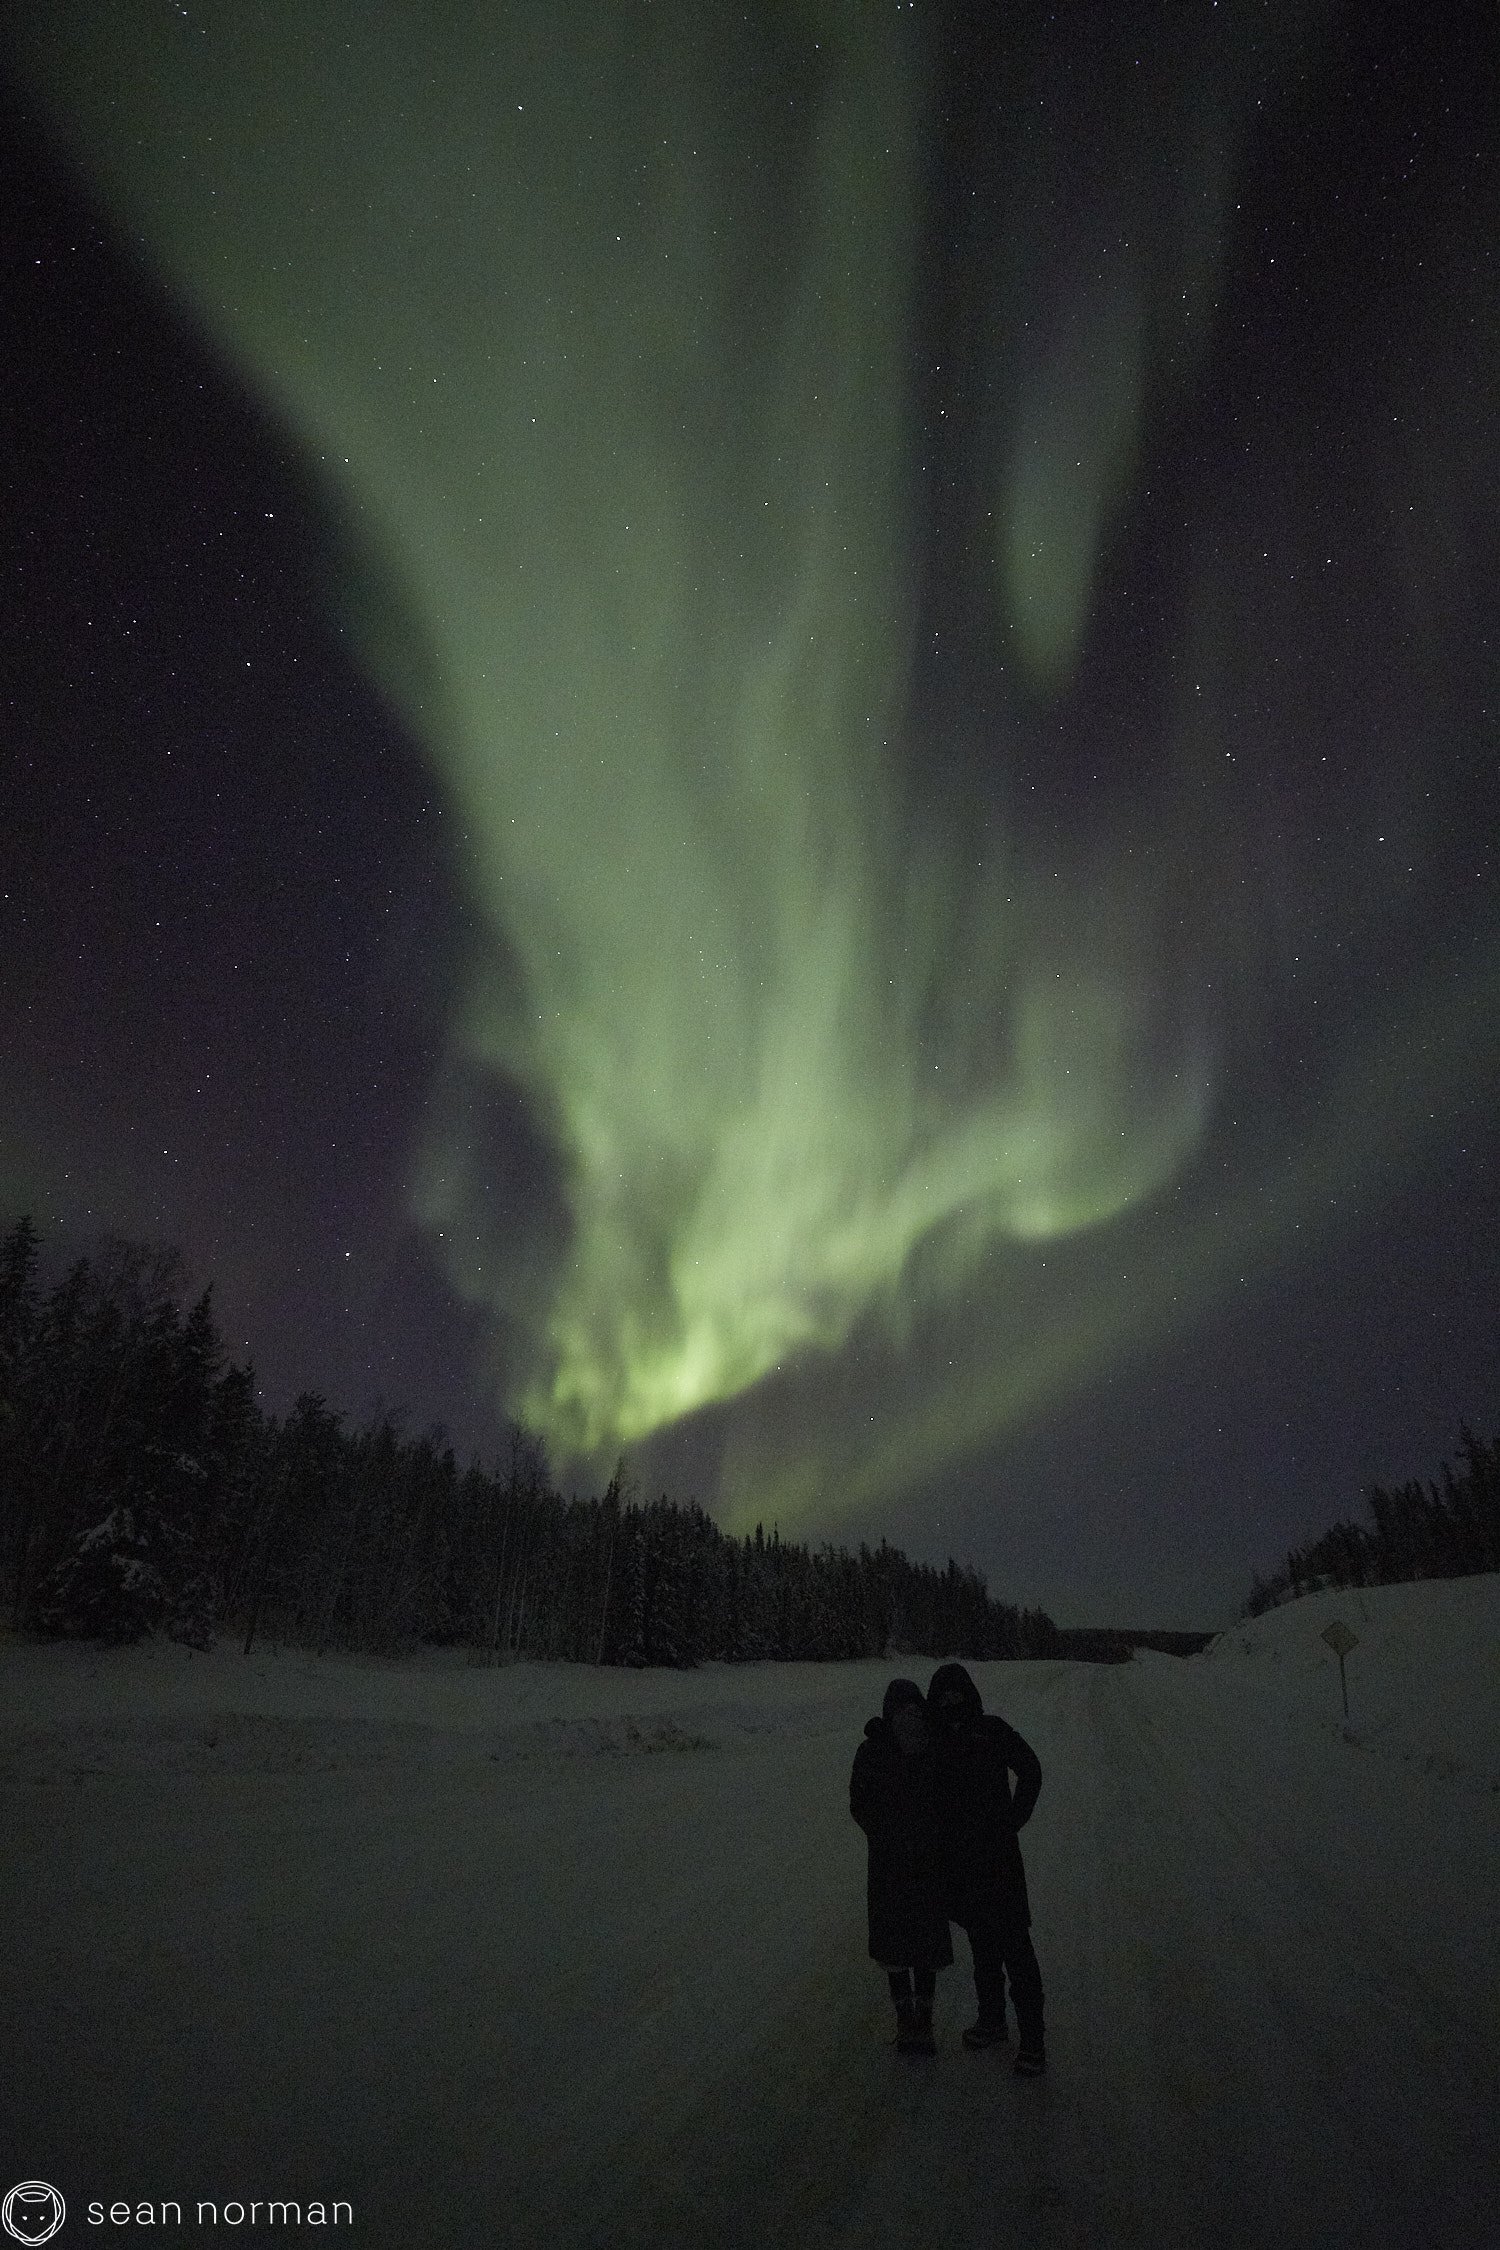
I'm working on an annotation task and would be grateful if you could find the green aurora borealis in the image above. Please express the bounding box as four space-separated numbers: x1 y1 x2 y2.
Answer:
13 1 1497 1558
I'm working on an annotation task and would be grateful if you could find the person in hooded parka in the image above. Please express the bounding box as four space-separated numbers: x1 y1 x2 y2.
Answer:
926 1660 1047 2075
849 1677 953 2054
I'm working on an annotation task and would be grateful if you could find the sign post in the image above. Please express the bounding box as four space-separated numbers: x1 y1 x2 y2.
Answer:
1321 1619 1359 1719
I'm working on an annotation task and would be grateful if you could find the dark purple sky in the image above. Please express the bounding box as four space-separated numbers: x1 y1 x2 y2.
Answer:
3 3 1496 1628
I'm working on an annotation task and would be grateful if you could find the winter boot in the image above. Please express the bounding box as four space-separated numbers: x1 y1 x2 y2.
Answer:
894 1998 921 2053
961 2016 1009 2050
1013 2045 1047 2077
910 1996 937 2055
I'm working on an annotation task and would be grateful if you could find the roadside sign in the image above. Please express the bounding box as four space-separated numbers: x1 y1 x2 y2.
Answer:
1322 1619 1359 1717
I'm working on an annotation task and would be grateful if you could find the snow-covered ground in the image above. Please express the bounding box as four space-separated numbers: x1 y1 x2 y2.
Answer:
3 1577 1496 2248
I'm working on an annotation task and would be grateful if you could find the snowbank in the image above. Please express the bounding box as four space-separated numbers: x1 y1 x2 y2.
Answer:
4 1571 1495 1789
0 1630 1046 1780
1197 1570 1500 1792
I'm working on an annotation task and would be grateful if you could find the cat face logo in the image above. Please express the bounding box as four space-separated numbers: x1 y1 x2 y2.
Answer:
2 2183 66 2244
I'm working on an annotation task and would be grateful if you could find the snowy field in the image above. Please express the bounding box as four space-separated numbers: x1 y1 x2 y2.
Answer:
4 1576 1497 2249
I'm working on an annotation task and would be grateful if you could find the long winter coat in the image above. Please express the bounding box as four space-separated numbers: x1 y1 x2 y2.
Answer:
926 1662 1042 1925
849 1718 954 1970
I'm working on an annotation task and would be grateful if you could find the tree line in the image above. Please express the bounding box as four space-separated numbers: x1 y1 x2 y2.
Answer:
0 1217 1059 1664
1245 1424 1500 1616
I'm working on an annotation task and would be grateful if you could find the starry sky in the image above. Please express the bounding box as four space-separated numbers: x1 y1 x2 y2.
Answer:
3 0 1496 1629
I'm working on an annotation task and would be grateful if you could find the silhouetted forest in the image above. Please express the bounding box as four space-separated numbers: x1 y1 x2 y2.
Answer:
1245 1426 1500 1616
0 1218 1059 1663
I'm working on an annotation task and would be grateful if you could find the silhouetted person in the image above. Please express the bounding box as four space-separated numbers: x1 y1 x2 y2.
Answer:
849 1677 953 2054
927 1661 1046 2075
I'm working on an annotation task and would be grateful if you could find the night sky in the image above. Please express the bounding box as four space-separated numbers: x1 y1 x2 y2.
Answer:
3 1 1496 1629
